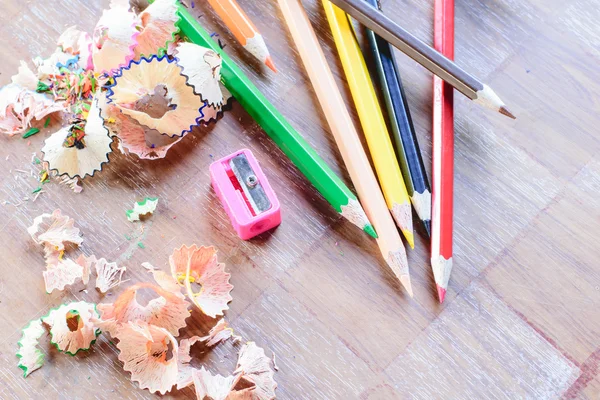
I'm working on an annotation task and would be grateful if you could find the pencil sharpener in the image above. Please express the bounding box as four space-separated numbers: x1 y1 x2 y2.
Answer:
210 149 281 240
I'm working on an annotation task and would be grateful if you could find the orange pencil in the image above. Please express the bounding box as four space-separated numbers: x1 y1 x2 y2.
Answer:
206 0 277 72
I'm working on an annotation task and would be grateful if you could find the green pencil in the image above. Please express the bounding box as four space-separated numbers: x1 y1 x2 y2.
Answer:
177 5 376 238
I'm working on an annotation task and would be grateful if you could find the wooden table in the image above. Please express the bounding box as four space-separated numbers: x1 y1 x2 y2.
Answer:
0 0 598 398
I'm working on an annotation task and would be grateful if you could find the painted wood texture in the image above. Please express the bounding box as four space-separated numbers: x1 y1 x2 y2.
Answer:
0 0 598 399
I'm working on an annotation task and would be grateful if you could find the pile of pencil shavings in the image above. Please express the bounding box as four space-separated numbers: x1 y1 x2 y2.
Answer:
19 209 277 398
0 0 233 190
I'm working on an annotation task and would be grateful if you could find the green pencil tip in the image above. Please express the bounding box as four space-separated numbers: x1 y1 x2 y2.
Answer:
364 224 378 239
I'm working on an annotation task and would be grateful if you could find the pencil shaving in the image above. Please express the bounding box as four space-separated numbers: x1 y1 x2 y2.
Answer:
57 26 94 70
234 342 278 400
41 301 100 355
126 197 159 221
175 335 202 389
97 276 189 337
107 55 206 137
134 0 179 58
11 61 38 91
76 254 94 285
169 245 233 318
60 175 83 193
175 319 240 390
116 321 179 394
16 318 45 378
193 367 243 400
43 258 84 293
42 94 112 178
28 209 83 251
92 2 139 74
179 319 237 364
105 104 185 159
94 258 126 293
202 318 239 347
175 42 224 107
200 84 234 126
43 244 63 267
0 84 64 135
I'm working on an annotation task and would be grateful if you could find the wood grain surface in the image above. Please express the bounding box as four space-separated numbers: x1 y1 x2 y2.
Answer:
0 0 598 398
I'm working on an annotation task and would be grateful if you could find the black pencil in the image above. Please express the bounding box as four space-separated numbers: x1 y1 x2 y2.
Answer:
362 0 431 236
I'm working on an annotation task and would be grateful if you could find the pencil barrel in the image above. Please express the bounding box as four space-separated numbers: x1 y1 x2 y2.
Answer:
362 8 431 231
176 6 367 222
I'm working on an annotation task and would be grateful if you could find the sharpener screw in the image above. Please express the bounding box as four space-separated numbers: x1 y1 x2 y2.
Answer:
246 175 258 187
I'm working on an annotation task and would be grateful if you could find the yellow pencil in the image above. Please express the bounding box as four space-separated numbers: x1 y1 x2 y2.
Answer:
322 1 415 249
276 0 413 296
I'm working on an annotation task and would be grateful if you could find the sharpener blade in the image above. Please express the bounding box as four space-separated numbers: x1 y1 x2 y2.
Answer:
229 154 271 215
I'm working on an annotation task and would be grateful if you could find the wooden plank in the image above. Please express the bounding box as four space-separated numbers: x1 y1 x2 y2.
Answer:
485 157 600 364
233 282 382 399
384 281 580 398
0 0 598 398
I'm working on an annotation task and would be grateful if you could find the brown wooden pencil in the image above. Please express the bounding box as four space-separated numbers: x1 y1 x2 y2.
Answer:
276 0 413 295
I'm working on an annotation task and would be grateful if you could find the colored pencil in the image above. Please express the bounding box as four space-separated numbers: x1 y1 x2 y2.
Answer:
276 0 412 295
322 1 414 249
206 0 277 72
431 0 454 303
326 0 515 119
362 0 431 237
177 5 377 239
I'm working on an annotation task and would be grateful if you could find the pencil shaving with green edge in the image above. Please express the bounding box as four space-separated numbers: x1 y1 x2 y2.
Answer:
16 318 45 377
126 197 159 222
41 301 101 356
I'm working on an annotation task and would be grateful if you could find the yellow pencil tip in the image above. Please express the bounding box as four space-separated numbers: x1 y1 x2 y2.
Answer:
265 56 277 73
402 231 415 249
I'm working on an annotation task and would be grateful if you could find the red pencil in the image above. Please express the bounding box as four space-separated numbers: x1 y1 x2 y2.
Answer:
431 0 454 303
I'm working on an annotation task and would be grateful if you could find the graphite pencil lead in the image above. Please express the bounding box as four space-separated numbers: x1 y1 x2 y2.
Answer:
499 106 516 119
423 219 431 238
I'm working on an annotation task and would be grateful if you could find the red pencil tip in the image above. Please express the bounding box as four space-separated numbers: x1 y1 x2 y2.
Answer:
265 56 277 73
436 285 446 303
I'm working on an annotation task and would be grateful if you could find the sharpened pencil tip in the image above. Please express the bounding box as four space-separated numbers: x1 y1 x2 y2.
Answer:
423 220 431 238
436 285 446 303
364 224 378 239
403 230 415 249
391 203 414 248
401 275 414 298
265 56 277 73
499 106 516 119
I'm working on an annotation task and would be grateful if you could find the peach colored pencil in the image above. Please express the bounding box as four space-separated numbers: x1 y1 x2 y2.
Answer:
276 0 412 296
207 0 277 72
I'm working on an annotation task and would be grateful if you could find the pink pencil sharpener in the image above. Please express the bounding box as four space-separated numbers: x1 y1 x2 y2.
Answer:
210 149 281 240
